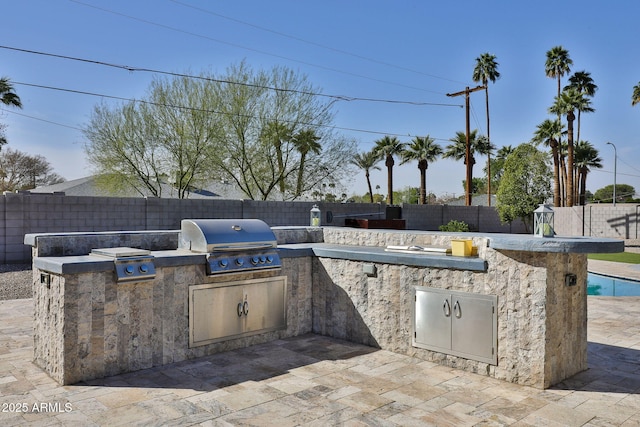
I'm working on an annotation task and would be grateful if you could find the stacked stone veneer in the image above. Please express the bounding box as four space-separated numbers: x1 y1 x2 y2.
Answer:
313 228 587 389
31 227 314 384
31 226 587 388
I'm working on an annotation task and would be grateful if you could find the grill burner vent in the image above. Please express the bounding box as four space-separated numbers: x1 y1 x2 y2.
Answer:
179 219 281 275
91 247 156 282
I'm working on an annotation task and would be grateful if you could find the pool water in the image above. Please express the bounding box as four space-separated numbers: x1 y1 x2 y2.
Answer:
587 272 640 296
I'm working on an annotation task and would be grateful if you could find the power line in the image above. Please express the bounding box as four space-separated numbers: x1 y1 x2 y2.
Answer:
0 108 82 131
169 0 466 86
68 0 451 96
11 81 450 140
0 45 461 109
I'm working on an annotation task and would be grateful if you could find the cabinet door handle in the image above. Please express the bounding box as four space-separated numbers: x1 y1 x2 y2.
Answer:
453 300 462 318
443 299 451 317
237 302 244 317
243 301 249 316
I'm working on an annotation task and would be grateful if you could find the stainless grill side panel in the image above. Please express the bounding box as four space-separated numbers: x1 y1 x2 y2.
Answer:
179 219 276 253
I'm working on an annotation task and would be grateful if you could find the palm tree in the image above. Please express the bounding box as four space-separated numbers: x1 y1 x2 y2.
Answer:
532 119 564 207
0 77 23 148
472 53 500 206
400 135 442 204
292 128 321 198
443 130 493 203
372 136 404 205
260 121 293 195
574 141 602 205
564 71 597 147
550 88 583 207
545 46 573 98
0 78 22 108
632 82 640 106
351 150 381 203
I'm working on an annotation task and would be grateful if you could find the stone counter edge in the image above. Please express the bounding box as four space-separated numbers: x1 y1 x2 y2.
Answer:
278 243 488 271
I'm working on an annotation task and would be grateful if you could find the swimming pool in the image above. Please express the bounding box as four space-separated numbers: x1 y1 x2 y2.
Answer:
587 272 640 296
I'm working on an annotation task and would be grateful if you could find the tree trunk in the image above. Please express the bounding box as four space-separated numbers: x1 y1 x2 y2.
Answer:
550 141 561 207
419 160 427 204
386 155 394 205
559 154 567 207
579 167 587 206
295 153 307 198
366 171 374 203
566 111 575 207
485 87 491 207
275 141 285 195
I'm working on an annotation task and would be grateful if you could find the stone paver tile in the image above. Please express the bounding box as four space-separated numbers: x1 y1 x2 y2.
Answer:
521 401 595 426
417 404 482 427
356 375 403 395
325 385 361 401
94 388 157 408
282 398 347 425
439 387 494 407
85 403 156 426
66 397 109 417
287 362 337 380
575 398 639 425
304 406 365 427
367 401 413 419
380 389 425 407
335 390 393 412
54 410 99 427
393 380 447 402
417 395 455 411
0 375 18 385
264 374 318 394
475 396 547 423
213 385 283 411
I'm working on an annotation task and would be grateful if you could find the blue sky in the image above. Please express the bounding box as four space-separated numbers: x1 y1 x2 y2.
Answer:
2 0 639 199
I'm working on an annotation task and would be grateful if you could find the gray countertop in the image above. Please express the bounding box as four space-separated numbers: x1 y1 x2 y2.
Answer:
277 243 488 271
31 232 622 276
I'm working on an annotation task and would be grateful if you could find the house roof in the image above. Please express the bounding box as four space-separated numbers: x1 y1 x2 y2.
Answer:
30 176 246 199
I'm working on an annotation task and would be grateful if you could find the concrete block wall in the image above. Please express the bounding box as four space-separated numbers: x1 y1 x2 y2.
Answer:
402 204 527 233
4 191 536 264
554 204 640 239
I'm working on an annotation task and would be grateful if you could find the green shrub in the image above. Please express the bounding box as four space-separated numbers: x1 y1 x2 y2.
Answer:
439 220 470 232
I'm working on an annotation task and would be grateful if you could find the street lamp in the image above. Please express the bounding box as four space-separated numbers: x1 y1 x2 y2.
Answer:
606 142 617 206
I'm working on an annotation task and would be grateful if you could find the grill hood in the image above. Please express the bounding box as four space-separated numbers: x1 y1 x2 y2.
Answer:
179 219 277 253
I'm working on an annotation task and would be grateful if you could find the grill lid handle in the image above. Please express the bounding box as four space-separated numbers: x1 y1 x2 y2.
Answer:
208 243 274 252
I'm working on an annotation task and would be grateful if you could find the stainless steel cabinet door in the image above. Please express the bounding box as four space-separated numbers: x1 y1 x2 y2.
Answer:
451 293 496 363
189 276 287 347
191 285 244 345
243 278 287 333
414 288 451 352
413 286 497 365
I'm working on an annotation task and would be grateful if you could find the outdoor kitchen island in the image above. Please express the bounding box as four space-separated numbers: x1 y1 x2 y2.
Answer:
26 224 622 389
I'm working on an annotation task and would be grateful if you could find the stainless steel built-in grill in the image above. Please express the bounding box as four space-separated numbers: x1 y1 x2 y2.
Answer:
179 219 287 348
179 219 281 274
91 247 156 282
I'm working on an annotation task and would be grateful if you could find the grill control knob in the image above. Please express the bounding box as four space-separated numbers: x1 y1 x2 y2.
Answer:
235 258 244 266
218 259 228 268
139 264 149 274
266 256 273 264
125 265 135 275
251 256 260 265
259 256 266 264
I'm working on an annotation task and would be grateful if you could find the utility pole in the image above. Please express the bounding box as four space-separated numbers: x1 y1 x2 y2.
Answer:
446 85 486 206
